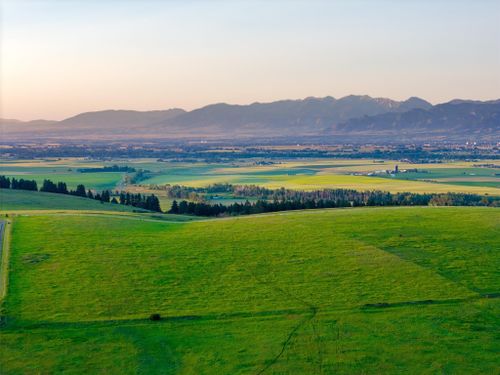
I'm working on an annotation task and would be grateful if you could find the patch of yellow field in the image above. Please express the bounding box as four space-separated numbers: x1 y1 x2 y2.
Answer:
155 172 499 195
259 175 500 194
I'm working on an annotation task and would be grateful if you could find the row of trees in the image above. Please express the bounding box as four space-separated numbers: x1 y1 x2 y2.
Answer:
0 175 162 212
0 176 38 191
117 192 161 212
169 190 498 217
147 183 234 200
77 164 136 173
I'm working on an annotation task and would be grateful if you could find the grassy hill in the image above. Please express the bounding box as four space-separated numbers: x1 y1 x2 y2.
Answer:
0 189 142 212
0 207 498 374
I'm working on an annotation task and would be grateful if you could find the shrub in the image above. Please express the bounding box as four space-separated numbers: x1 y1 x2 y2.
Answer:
149 313 161 321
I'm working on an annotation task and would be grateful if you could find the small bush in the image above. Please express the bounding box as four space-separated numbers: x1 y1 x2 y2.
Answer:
149 313 161 321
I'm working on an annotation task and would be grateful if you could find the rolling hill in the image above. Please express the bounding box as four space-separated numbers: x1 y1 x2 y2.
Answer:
0 189 143 212
1 207 498 373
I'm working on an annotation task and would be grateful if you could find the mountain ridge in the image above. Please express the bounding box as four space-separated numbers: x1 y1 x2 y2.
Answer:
1 95 498 141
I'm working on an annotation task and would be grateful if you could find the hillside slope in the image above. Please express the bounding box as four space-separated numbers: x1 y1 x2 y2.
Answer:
0 189 142 212
1 207 498 374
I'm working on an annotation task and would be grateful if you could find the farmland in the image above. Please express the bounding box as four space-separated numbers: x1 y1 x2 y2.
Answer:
0 158 125 191
137 159 500 195
1 158 499 209
0 206 498 374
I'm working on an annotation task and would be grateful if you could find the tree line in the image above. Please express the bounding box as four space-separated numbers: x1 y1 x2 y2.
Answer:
168 189 498 217
2 175 498 217
77 164 136 173
0 175 161 212
0 176 38 191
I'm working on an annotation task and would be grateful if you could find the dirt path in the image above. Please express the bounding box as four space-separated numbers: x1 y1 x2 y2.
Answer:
0 219 11 301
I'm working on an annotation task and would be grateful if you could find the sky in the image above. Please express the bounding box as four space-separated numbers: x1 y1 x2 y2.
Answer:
1 0 499 120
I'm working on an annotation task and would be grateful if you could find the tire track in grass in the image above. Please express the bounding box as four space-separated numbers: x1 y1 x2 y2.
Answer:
0 219 12 303
256 311 315 375
250 269 321 374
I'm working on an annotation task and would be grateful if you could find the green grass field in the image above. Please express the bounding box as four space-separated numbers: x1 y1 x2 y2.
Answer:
0 158 134 190
1 207 498 374
0 189 141 212
2 172 124 191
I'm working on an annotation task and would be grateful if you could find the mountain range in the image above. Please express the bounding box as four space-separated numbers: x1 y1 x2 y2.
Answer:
1 95 499 142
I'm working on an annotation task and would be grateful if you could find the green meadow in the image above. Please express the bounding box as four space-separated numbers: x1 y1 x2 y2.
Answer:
2 172 123 191
0 189 140 212
1 207 498 374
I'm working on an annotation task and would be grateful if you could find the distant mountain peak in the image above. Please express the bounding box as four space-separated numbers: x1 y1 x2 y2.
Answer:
2 96 497 142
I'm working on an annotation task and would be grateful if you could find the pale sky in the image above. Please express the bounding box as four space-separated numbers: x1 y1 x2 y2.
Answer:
1 0 499 120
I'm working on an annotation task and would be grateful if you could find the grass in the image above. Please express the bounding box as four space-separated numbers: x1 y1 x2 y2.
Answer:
0 207 498 374
382 167 500 189
2 172 124 191
0 189 142 212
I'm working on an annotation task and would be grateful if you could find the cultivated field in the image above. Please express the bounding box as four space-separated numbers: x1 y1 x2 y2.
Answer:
0 206 498 374
142 160 500 195
2 158 499 197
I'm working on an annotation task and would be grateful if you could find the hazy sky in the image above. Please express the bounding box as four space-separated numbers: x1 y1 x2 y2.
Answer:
1 0 499 120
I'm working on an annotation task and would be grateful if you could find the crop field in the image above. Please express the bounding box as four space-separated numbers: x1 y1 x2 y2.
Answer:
136 160 500 195
2 158 499 196
379 167 500 189
0 207 498 374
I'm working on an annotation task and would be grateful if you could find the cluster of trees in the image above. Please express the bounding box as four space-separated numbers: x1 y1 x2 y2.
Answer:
0 175 161 212
129 169 151 184
39 179 84 196
117 192 161 212
428 193 496 207
77 165 136 173
151 183 247 200
0 176 38 191
169 190 498 217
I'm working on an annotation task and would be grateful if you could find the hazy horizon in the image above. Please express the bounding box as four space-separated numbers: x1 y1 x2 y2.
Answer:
2 94 498 123
1 0 500 121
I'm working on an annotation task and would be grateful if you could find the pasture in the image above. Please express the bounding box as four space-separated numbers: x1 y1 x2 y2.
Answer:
0 207 498 374
0 158 125 190
0 189 141 212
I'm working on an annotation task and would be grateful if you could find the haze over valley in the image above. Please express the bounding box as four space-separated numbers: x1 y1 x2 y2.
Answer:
2 95 499 142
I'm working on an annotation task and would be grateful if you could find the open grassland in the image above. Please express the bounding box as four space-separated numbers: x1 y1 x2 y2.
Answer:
0 158 144 190
0 189 141 212
0 207 498 374
2 172 123 191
